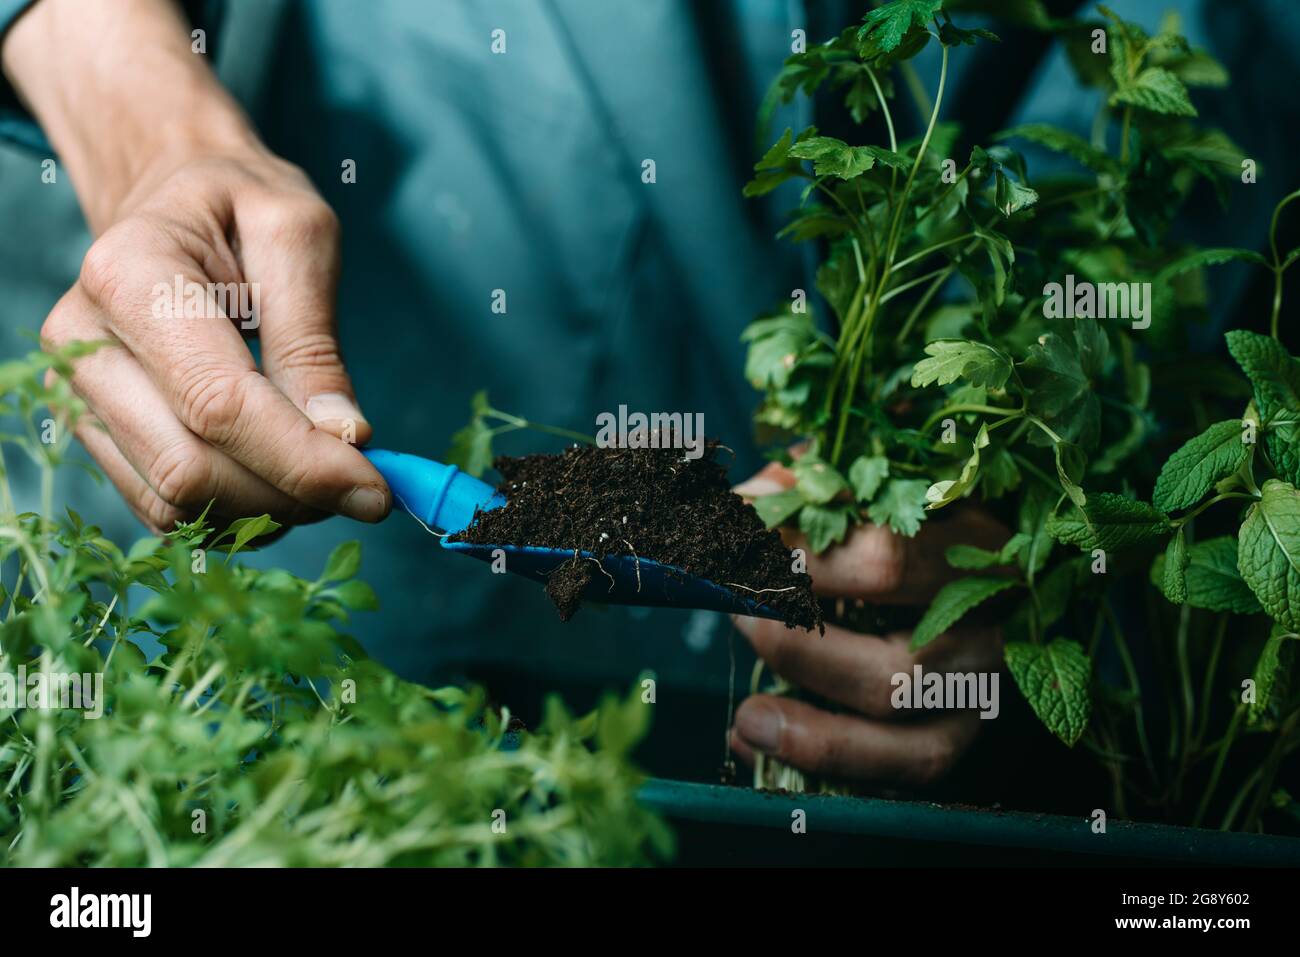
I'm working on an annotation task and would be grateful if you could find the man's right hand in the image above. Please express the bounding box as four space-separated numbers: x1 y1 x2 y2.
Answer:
2 0 389 532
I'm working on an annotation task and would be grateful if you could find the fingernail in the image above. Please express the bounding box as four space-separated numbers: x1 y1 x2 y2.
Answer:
736 702 783 753
306 392 366 426
342 485 388 522
732 476 786 498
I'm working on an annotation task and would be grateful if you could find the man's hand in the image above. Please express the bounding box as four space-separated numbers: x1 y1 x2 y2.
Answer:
2 0 388 531
731 460 1009 787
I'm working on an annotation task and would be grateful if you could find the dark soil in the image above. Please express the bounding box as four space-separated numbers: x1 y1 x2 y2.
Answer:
449 441 822 630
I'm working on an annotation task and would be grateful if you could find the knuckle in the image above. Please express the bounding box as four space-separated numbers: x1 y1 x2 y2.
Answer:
914 736 957 786
148 440 214 510
277 457 326 504
180 368 252 446
272 330 344 373
39 309 71 348
139 493 186 535
78 236 129 310
260 198 340 247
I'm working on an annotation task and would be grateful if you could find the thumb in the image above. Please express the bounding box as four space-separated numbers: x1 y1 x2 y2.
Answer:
732 441 808 500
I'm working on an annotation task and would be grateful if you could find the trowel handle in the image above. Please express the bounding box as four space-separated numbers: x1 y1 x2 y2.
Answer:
362 449 505 533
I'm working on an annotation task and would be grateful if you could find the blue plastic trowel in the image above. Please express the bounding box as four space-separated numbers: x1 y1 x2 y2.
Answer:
362 448 785 620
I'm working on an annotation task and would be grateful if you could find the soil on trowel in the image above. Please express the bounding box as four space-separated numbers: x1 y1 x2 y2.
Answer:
448 441 822 631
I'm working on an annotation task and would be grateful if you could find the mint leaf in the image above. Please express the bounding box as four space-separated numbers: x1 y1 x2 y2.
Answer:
1238 479 1300 631
911 576 1018 650
911 339 1012 390
847 455 890 502
993 168 1039 217
945 532 1032 570
1152 419 1250 512
1160 528 1190 604
1156 247 1268 284
1226 330 1300 485
857 0 942 55
867 478 929 537
800 503 852 552
1004 639 1092 746
1150 536 1262 614
1047 493 1171 551
1249 626 1298 725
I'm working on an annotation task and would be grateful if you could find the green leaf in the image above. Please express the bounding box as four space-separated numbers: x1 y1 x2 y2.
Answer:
799 503 852 552
937 20 999 47
1249 626 1298 725
792 455 849 505
221 515 281 558
926 423 989 510
741 312 820 390
867 478 929 537
945 532 1032 570
1152 420 1251 512
1112 66 1197 117
328 579 380 612
320 541 362 583
752 489 804 529
126 536 163 562
1156 248 1268 285
446 418 495 478
912 576 1017 650
979 446 1022 498
1160 528 1190 604
1021 322 1107 448
847 455 890 502
1226 330 1300 485
1238 480 1300 631
743 169 799 197
1053 440 1088 509
995 123 1118 175
1046 493 1171 552
1004 639 1092 746
788 136 877 179
993 169 1038 217
857 0 942 55
911 339 1012 390
755 126 795 170
1150 536 1262 614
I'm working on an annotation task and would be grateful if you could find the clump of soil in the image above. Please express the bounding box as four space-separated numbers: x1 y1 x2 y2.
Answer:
449 441 821 631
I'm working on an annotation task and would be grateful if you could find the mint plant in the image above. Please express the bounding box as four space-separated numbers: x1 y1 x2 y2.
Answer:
743 1 1300 828
0 347 667 866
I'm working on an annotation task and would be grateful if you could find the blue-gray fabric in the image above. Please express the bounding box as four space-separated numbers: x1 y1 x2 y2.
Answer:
0 0 1295 699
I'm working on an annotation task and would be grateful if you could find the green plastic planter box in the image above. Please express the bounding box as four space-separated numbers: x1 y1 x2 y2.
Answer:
637 778 1300 866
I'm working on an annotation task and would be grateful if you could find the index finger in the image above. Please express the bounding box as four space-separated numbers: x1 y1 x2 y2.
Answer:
85 245 390 522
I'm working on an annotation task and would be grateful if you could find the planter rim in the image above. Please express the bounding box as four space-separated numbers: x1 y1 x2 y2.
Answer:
638 778 1300 866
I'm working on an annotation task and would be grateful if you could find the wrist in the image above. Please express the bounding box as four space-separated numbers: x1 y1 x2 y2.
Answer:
2 0 261 231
